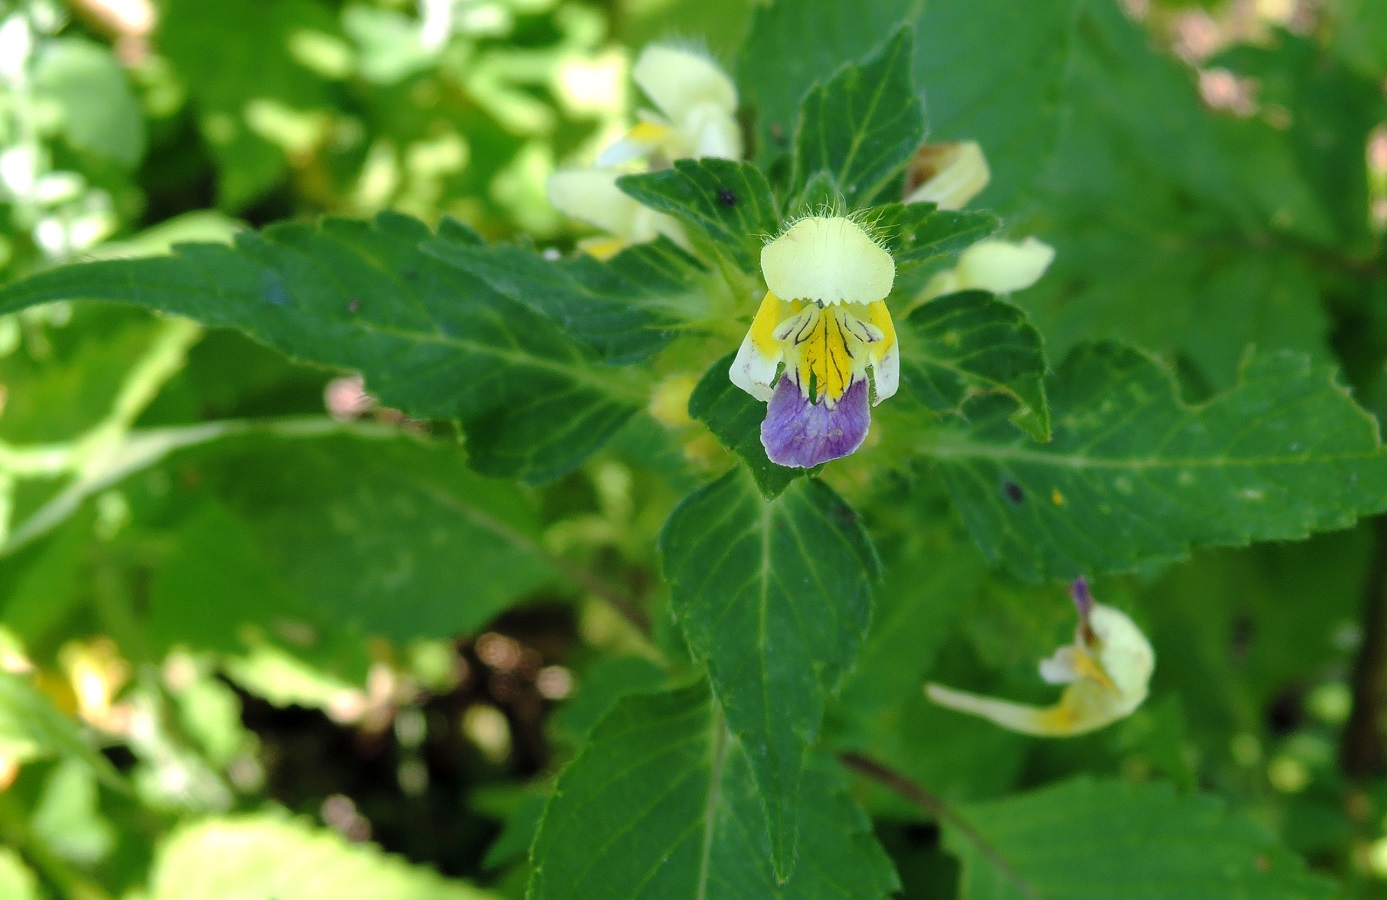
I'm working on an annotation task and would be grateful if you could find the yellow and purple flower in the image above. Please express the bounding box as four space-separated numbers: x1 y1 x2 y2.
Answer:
730 215 898 468
925 578 1154 737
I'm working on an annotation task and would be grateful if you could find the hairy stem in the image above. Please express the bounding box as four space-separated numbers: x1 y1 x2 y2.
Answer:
839 751 1036 899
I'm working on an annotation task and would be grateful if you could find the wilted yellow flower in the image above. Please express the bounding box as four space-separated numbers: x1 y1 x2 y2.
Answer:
926 579 1154 737
60 636 129 730
903 141 991 210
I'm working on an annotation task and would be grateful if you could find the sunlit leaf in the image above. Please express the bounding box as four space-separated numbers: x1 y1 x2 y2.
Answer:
148 814 497 900
924 344 1387 580
0 213 643 483
423 226 703 363
33 38 145 167
0 672 116 784
791 29 923 207
900 291 1050 441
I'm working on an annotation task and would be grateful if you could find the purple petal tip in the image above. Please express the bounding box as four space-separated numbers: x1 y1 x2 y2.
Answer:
760 378 870 468
1071 576 1093 620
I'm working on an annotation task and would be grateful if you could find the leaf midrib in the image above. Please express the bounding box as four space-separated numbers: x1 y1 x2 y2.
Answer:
693 706 729 900
922 438 1384 471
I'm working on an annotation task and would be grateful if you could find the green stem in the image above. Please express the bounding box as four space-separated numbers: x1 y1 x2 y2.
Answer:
839 751 1037 900
0 416 397 557
73 317 202 475
1342 516 1387 778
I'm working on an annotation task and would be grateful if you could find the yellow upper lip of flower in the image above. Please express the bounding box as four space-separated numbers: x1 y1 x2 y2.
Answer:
760 216 895 306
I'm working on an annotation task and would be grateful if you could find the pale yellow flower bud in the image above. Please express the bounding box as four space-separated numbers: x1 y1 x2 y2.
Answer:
922 236 1055 300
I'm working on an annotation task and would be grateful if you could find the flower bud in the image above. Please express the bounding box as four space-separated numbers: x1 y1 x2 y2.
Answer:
922 236 1055 300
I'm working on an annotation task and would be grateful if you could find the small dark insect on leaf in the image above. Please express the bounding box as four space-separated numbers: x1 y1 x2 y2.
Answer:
831 502 856 527
347 297 361 314
717 187 737 208
770 122 786 145
1002 481 1025 504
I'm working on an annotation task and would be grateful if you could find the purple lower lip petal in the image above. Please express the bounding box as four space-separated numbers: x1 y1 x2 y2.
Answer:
760 378 871 468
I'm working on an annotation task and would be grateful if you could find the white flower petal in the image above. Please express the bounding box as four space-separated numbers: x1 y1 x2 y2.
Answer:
547 167 642 238
632 44 737 126
683 103 743 160
1038 646 1084 684
761 216 895 305
871 341 899 404
729 331 778 401
729 292 794 401
1088 605 1155 707
864 300 898 403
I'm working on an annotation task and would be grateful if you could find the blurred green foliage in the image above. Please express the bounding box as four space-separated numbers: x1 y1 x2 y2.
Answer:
0 0 1386 897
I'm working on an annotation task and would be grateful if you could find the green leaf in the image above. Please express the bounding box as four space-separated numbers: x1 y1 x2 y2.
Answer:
160 0 338 208
739 0 1081 208
423 225 703 363
481 789 549 872
0 849 40 900
1334 0 1387 77
148 814 498 900
0 213 643 483
148 502 297 655
738 0 915 167
0 307 167 445
872 203 1001 274
923 343 1387 580
900 291 1050 441
31 760 115 865
660 470 878 876
0 672 117 785
834 522 989 728
528 683 898 898
688 352 803 499
792 29 924 207
549 654 669 744
1144 530 1368 743
1214 33 1382 250
617 160 781 275
155 434 560 643
914 0 1083 209
1024 3 1343 386
33 38 146 167
946 778 1335 898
